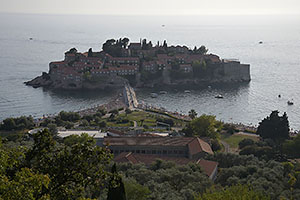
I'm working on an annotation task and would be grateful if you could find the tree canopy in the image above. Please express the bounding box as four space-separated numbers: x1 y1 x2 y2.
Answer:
182 114 221 139
256 111 290 141
0 130 112 199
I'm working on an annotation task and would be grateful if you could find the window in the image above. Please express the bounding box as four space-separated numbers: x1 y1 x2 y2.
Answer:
136 150 140 153
152 150 157 154
163 150 167 154
141 150 145 154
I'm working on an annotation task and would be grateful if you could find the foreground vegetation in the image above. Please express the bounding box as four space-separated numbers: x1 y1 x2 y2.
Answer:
1 109 300 199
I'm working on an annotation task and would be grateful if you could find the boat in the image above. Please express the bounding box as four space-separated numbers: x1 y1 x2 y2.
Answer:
29 38 33 40
215 94 224 99
287 100 294 105
159 91 167 94
150 93 158 98
259 41 263 44
184 90 191 93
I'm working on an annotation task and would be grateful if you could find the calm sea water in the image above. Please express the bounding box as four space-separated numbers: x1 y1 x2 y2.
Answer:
0 13 300 129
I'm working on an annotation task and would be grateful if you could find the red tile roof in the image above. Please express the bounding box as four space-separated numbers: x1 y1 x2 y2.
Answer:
110 57 139 61
104 136 213 155
188 138 213 155
114 152 218 178
197 159 218 178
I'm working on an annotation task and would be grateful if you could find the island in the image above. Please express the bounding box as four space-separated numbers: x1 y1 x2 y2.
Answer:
25 38 250 90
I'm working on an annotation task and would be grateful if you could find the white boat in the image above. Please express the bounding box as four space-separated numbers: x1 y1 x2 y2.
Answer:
150 93 158 98
215 94 224 99
159 91 167 94
184 90 191 93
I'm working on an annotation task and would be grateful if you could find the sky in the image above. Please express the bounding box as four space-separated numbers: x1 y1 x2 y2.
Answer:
1 0 300 15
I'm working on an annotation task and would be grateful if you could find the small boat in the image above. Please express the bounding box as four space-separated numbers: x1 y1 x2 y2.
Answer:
259 41 263 44
29 38 33 40
215 94 224 99
278 94 281 98
159 91 167 94
184 90 191 93
208 85 212 89
287 100 294 105
150 93 158 98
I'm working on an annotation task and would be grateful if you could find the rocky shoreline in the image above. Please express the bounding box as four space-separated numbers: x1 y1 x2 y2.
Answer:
25 71 250 90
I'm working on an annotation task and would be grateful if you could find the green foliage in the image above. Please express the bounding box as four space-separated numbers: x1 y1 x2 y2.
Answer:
125 108 132 115
107 164 126 200
124 178 150 200
140 70 162 82
81 119 89 127
206 153 300 199
192 60 207 78
223 123 237 134
57 111 80 122
239 138 255 149
0 116 34 131
283 134 300 158
0 168 50 200
182 114 220 139
47 123 57 136
195 184 269 200
211 139 222 152
24 129 112 199
116 160 212 200
88 48 93 57
188 109 197 119
192 46 208 55
257 111 290 142
156 117 174 127
110 109 119 115
102 38 129 57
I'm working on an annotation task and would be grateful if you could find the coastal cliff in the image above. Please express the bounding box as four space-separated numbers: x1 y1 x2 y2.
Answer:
25 38 250 90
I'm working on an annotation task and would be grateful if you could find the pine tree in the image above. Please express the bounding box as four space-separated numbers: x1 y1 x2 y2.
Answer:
107 164 127 200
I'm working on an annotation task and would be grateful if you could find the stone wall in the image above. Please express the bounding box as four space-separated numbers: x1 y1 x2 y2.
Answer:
222 60 250 82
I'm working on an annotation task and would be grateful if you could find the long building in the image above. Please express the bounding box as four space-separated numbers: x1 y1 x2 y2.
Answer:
103 136 213 159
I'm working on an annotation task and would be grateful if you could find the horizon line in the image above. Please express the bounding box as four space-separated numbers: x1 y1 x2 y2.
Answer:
1 11 300 17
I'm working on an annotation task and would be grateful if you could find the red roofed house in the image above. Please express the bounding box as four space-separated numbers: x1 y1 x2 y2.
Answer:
114 152 218 180
103 136 213 159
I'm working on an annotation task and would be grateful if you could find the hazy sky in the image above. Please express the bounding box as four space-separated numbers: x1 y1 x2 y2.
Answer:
1 0 300 15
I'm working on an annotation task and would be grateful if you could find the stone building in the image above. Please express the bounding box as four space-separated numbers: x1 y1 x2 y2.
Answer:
103 136 213 159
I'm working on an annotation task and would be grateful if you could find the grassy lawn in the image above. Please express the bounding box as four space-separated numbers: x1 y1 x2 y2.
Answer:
103 110 186 129
221 133 259 149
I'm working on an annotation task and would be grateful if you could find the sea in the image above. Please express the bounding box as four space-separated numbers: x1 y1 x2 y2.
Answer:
0 13 300 130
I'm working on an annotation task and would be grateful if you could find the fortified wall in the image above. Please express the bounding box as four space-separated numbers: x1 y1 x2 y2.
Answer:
221 59 250 82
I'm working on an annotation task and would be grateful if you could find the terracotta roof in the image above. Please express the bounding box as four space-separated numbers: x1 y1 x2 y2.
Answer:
104 136 195 146
188 138 213 155
104 136 213 155
113 153 218 178
110 57 139 61
197 159 218 178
